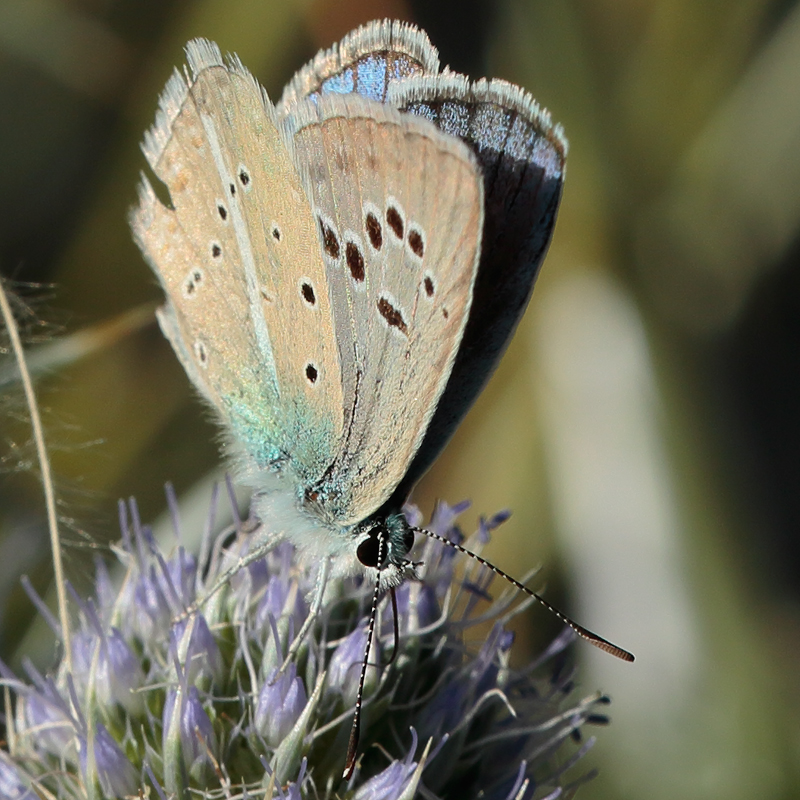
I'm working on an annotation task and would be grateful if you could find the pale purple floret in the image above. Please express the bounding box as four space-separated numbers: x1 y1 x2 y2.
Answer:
169 613 223 685
163 548 198 607
264 757 308 800
122 500 198 641
71 621 144 714
130 564 174 640
255 569 307 636
162 684 216 772
78 722 138 799
429 499 472 536
96 627 145 713
353 731 419 800
23 683 74 757
388 580 438 635
254 663 308 746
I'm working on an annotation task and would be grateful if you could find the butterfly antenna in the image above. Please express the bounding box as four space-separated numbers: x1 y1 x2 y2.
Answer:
343 536 386 779
412 526 635 662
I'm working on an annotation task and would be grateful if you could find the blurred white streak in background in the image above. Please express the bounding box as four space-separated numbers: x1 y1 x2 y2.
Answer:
532 269 783 798
534 268 698 699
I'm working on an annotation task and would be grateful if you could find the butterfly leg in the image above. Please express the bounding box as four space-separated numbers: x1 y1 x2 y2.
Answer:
278 555 331 673
176 527 283 623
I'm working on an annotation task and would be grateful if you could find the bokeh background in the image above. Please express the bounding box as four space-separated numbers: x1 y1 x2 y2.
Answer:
2 0 799 797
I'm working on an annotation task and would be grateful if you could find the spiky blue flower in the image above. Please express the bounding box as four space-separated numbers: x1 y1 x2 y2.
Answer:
0 490 610 798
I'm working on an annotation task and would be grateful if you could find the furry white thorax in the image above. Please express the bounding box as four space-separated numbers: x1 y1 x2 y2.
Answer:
242 462 414 593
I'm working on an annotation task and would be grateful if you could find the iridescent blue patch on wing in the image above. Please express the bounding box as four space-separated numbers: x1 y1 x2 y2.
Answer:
321 68 355 95
223 386 338 481
438 101 470 139
356 56 388 101
404 101 435 123
505 115 537 163
389 56 418 82
470 104 511 152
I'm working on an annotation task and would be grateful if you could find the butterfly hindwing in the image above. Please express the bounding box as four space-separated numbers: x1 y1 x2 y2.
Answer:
389 75 566 492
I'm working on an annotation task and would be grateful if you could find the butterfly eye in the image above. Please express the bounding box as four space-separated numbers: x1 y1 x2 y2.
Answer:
403 528 415 554
356 532 382 568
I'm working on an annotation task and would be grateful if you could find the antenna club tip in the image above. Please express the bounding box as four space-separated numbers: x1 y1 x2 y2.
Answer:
605 644 635 662
343 746 357 780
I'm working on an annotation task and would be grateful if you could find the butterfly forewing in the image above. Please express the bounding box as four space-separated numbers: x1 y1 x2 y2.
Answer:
288 95 484 525
131 40 344 481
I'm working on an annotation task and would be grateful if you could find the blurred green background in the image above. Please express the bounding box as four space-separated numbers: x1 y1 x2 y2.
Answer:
2 0 800 797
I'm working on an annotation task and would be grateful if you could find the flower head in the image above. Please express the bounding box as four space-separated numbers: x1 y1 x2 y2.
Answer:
1 493 611 798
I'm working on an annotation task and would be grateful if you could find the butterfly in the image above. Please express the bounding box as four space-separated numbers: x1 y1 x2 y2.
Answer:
130 18 632 777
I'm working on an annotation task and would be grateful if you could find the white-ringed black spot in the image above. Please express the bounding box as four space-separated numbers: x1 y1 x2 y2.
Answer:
301 282 316 306
305 363 318 384
386 205 404 239
229 182 236 196
346 241 365 282
408 227 425 258
238 166 251 188
217 203 228 221
272 225 281 242
211 242 222 259
377 294 408 334
365 211 382 250
318 216 340 260
423 275 435 297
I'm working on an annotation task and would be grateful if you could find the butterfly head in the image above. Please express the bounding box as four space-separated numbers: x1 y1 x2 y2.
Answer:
353 510 418 591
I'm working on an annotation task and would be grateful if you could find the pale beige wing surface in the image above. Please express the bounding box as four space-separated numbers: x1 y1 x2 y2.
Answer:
288 94 484 525
130 40 344 483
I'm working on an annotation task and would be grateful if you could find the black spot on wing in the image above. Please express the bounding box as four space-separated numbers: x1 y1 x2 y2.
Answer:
377 295 408 334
